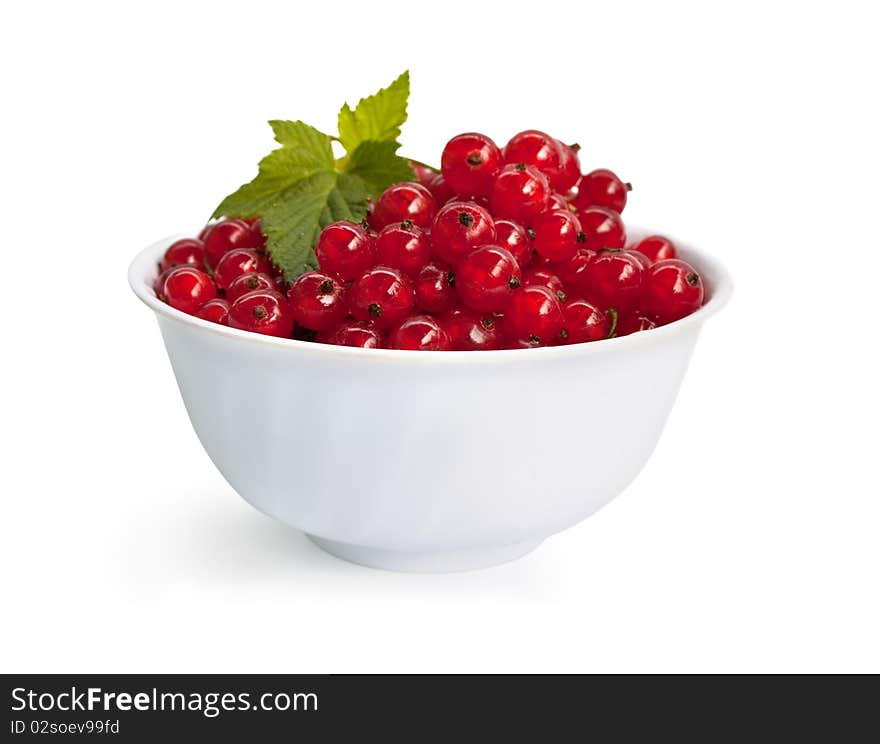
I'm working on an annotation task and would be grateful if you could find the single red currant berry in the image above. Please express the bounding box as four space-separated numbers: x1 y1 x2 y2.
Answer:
414 262 457 314
212 248 272 291
560 299 610 344
489 163 551 222
195 298 230 325
228 290 295 338
227 272 277 304
202 218 263 270
554 143 582 193
573 169 631 214
531 209 584 263
585 249 644 312
522 266 567 303
441 309 502 351
287 271 348 331
494 219 532 269
430 201 496 265
551 247 597 295
371 181 437 231
631 235 677 263
640 259 704 324
440 132 503 197
456 245 522 313
161 266 217 315
615 311 656 337
325 320 383 349
503 130 563 183
375 220 432 278
627 249 652 269
160 238 205 272
154 266 175 297
410 162 436 185
388 314 452 351
350 266 416 329
504 284 564 346
577 205 626 250
426 173 456 204
315 221 376 282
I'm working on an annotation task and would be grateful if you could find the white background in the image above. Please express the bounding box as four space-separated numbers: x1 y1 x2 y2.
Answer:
2 0 878 673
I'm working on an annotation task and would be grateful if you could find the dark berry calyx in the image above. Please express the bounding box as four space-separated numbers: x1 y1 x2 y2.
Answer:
466 153 483 166
368 302 382 318
319 279 334 295
526 228 536 240
514 162 527 171
458 211 474 227
446 271 456 287
558 328 569 340
480 315 495 331
605 308 619 338
400 219 414 230
528 335 541 345
576 231 587 243
569 143 581 153
509 276 521 289
246 275 261 289
253 305 268 321
556 289 567 303
624 182 633 192
686 272 700 286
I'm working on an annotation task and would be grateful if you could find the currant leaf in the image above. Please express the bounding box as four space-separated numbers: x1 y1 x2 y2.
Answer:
345 140 415 194
337 71 410 152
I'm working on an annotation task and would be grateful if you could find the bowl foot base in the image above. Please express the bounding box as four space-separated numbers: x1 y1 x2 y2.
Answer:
307 535 543 573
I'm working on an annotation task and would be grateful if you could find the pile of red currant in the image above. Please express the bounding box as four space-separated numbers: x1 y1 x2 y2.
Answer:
155 130 705 350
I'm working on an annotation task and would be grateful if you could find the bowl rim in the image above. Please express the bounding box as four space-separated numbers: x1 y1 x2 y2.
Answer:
129 226 733 362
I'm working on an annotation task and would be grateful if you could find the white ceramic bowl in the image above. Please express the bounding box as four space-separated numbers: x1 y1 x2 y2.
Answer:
129 229 731 572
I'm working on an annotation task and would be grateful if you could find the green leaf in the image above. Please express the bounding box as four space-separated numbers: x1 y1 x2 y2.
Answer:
212 121 333 220
345 140 415 194
260 171 369 279
337 71 410 151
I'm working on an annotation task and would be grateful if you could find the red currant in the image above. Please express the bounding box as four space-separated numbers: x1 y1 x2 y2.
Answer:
315 221 376 282
573 169 631 214
456 245 522 313
494 219 532 269
228 289 295 338
375 220 432 278
442 309 502 351
161 266 218 315
248 218 267 249
631 235 677 263
160 238 204 272
323 320 383 348
426 173 456 204
414 262 457 314
555 143 581 192
227 272 277 304
615 311 656 336
195 298 230 325
578 205 626 250
640 259 704 324
388 315 452 351
522 266 567 302
627 249 652 269
560 299 610 344
212 248 272 290
489 163 551 222
552 248 596 295
350 266 416 329
287 271 348 331
531 209 584 262
585 249 644 312
202 218 263 270
371 181 437 230
504 284 564 346
430 201 496 265
503 130 563 183
440 132 503 197
410 162 436 184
